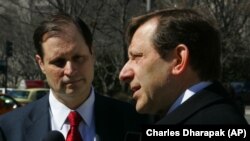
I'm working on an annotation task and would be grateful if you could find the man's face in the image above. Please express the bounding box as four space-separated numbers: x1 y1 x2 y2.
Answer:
119 18 176 114
36 24 94 103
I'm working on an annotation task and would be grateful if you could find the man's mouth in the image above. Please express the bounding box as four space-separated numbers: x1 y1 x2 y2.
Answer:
63 78 84 85
131 85 141 96
131 86 140 92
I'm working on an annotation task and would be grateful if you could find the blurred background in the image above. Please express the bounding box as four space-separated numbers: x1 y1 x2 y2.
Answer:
0 0 249 117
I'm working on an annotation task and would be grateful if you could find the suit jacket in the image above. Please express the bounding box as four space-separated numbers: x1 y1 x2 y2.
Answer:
0 93 149 141
156 82 248 125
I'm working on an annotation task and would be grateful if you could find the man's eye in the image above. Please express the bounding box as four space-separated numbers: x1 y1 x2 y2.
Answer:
131 54 142 60
73 56 85 63
51 59 66 68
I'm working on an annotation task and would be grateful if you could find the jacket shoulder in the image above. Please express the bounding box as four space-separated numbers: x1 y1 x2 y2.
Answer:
95 94 152 124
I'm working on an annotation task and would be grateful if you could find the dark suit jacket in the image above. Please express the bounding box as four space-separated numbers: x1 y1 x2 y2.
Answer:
0 93 149 141
156 82 248 125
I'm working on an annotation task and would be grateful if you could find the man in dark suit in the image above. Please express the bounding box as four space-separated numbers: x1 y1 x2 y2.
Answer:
0 13 149 141
119 8 248 124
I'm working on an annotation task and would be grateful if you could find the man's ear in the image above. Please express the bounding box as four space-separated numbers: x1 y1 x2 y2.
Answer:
35 54 45 74
172 44 189 75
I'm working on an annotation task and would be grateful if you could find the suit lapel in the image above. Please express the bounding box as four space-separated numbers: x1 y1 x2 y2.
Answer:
157 82 227 124
94 94 122 141
24 95 51 141
94 94 112 140
95 94 105 137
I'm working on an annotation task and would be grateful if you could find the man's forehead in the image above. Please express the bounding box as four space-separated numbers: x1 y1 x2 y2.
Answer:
42 23 78 43
129 19 158 49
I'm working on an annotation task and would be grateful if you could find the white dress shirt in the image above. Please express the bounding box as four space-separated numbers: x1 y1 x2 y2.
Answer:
167 81 212 114
49 87 96 141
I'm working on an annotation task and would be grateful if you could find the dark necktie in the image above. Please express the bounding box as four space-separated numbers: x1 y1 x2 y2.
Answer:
66 111 83 141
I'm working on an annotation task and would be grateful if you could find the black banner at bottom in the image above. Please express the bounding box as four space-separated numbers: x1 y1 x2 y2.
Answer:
139 125 250 141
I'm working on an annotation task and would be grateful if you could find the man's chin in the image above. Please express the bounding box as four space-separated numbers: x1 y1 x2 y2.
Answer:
135 102 148 114
63 89 76 96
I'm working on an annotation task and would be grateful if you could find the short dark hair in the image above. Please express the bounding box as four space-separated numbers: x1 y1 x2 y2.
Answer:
33 12 93 59
126 8 221 81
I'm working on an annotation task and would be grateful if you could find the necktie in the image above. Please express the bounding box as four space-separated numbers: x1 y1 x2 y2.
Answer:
66 111 83 141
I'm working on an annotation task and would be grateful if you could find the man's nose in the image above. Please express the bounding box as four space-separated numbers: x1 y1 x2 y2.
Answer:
64 61 75 76
119 64 134 83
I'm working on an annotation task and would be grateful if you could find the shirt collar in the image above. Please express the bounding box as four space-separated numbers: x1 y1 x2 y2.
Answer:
49 87 95 129
167 81 212 114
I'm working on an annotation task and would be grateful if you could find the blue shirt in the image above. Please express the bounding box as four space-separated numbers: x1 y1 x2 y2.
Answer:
167 81 212 114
